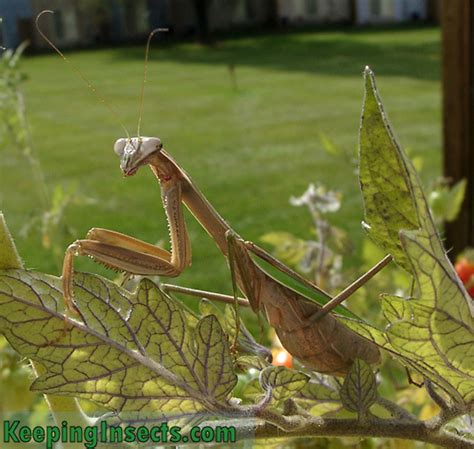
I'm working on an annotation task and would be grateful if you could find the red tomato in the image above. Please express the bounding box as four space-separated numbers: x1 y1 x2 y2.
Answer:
455 257 474 297
272 349 293 368
455 258 474 283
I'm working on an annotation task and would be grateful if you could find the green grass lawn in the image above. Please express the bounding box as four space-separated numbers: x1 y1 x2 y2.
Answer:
1 26 441 297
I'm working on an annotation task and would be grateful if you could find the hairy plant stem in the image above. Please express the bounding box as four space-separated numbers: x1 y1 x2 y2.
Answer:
375 397 418 422
206 412 474 449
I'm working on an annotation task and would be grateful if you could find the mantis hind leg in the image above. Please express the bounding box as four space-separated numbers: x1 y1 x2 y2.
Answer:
62 181 191 312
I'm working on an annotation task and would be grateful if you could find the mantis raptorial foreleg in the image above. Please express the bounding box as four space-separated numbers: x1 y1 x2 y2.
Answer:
61 178 191 311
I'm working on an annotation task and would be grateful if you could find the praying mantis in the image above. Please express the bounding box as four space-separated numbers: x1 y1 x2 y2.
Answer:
37 12 390 377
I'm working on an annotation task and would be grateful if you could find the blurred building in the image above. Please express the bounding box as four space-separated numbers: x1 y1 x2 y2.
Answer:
277 0 430 25
355 0 427 24
0 0 33 48
0 0 437 50
0 0 151 49
165 0 276 35
277 0 352 24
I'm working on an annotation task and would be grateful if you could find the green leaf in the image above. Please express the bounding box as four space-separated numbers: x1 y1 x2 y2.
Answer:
359 67 439 271
199 299 272 362
443 179 466 222
235 355 270 371
0 270 237 422
381 231 474 404
260 366 309 403
194 315 237 399
428 180 467 224
240 378 263 402
296 375 340 405
340 359 377 416
342 68 474 408
0 212 23 270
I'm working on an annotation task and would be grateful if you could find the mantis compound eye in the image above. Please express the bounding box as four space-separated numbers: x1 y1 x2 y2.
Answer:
114 138 127 157
145 137 162 151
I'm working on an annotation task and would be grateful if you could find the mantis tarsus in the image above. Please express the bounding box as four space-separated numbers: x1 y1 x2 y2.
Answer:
37 12 389 376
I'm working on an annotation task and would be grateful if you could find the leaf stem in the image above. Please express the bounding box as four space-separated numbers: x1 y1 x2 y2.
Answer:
425 379 450 411
376 397 418 422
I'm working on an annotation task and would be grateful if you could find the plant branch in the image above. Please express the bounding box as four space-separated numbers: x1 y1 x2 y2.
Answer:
204 415 474 449
426 405 468 432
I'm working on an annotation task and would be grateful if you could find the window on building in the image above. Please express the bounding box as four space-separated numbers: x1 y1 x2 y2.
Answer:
306 0 318 16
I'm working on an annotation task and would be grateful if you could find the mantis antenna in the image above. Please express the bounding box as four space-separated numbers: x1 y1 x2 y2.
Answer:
137 27 168 137
35 10 130 138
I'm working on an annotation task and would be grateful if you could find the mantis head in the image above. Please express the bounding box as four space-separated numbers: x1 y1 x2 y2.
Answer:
114 137 163 176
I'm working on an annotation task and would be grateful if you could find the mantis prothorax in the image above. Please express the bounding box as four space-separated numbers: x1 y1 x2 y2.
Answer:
38 12 388 376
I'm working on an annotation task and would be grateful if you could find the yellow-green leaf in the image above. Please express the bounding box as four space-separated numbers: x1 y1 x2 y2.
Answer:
444 179 467 222
260 366 309 403
194 314 236 399
296 376 340 405
359 67 440 271
343 69 474 409
199 299 271 362
0 271 237 422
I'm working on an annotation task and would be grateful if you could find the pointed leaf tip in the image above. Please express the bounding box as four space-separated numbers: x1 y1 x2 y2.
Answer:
0 212 23 270
363 66 375 89
363 68 378 108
